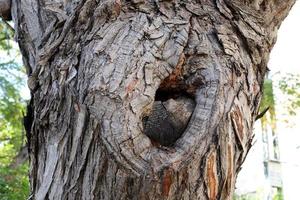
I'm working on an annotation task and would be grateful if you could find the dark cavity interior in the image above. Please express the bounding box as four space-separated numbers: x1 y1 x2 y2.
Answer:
143 71 197 147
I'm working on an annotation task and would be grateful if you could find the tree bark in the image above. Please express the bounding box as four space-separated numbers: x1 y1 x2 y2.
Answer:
7 0 296 199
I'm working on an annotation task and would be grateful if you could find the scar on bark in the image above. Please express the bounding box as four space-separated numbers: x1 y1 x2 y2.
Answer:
143 54 205 146
0 0 11 20
205 150 218 200
161 167 173 197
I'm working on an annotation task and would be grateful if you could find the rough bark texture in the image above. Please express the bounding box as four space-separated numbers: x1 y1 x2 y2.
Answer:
7 0 296 199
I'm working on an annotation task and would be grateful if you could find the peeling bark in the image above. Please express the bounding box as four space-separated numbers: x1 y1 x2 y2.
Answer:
11 0 295 199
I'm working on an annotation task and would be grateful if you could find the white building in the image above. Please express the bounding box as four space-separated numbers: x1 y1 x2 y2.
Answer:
235 110 283 200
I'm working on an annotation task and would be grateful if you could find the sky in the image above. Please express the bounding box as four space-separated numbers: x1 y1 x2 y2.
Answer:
269 1 300 74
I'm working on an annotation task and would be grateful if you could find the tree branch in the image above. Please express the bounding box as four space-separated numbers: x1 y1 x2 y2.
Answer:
1 18 15 32
255 106 269 121
9 145 28 169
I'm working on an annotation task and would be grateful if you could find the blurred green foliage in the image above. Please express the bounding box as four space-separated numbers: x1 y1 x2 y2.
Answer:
233 193 260 200
259 73 300 129
278 73 300 116
259 78 276 130
273 188 284 200
0 165 29 200
0 19 14 51
0 19 29 200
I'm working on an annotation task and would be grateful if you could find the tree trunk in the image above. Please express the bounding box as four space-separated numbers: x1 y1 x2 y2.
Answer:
8 0 296 199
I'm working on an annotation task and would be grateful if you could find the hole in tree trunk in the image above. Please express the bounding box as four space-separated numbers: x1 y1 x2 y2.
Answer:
143 72 197 147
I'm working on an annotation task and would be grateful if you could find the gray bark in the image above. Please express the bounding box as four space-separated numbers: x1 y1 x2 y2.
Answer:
3 0 297 199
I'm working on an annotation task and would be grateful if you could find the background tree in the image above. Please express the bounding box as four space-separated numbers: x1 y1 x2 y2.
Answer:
0 0 296 199
278 73 300 116
0 18 29 200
